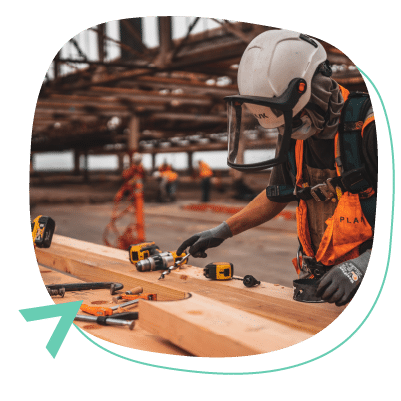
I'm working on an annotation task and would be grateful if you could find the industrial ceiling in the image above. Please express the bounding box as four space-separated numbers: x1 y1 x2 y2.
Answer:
32 18 367 158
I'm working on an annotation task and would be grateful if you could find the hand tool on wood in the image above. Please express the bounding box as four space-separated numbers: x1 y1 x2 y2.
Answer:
46 282 124 297
203 262 261 287
112 293 157 303
204 262 233 280
110 311 139 321
126 286 143 295
81 297 147 317
136 250 188 272
31 215 55 248
74 314 136 330
112 286 143 302
293 278 325 303
129 242 161 264
240 275 261 288
47 287 66 297
158 252 191 280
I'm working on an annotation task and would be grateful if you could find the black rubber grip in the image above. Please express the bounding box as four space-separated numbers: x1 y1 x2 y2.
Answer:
110 311 139 320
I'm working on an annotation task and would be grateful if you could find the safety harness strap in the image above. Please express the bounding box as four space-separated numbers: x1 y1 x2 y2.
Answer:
337 92 373 193
266 92 376 230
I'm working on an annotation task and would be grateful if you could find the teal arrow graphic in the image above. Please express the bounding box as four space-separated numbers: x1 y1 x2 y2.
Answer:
19 300 83 358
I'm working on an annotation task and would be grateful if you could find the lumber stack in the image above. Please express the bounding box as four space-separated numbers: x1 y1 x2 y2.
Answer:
36 234 346 357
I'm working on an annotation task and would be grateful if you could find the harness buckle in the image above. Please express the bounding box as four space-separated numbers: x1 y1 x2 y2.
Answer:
301 256 331 278
310 178 337 202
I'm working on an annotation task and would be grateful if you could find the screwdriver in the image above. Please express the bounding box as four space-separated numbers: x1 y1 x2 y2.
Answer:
80 298 142 317
74 314 135 330
112 293 157 303
158 253 190 280
112 286 143 302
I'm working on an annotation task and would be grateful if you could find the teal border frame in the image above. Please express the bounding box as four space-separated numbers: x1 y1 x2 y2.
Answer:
74 69 394 375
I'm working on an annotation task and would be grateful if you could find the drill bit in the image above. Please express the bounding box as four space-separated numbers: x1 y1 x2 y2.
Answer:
158 253 190 280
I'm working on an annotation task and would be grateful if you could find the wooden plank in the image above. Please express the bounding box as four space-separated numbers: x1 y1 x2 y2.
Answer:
39 265 190 356
35 242 187 302
36 235 346 334
139 293 311 357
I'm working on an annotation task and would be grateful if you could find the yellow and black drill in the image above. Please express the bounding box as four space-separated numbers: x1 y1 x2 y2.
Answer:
135 249 188 272
31 215 56 248
129 242 161 264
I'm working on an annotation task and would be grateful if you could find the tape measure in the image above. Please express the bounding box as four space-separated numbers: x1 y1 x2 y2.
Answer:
203 262 233 280
203 262 260 287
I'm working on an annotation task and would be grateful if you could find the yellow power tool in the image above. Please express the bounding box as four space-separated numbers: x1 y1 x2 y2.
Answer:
129 242 161 264
31 215 55 248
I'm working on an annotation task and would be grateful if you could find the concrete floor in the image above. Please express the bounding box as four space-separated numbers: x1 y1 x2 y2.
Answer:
30 195 299 287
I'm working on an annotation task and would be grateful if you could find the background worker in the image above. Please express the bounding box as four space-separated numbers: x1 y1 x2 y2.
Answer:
154 163 178 202
162 167 178 202
154 161 170 202
158 159 170 174
177 30 377 307
197 160 213 202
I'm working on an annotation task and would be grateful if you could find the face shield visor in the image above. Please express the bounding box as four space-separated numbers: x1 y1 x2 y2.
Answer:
225 78 307 172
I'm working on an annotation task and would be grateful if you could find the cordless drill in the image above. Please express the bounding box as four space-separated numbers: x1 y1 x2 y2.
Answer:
129 242 161 264
31 215 56 248
135 250 188 272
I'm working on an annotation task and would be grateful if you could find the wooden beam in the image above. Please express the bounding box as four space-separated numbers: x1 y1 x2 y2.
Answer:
156 17 173 67
40 264 190 355
35 238 187 301
35 235 345 335
128 114 140 152
139 293 311 357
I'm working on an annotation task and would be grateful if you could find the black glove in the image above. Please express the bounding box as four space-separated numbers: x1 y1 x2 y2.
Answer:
176 222 233 258
316 250 371 306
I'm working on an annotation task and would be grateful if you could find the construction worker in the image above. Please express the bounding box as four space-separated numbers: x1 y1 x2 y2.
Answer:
177 30 377 307
162 168 179 202
197 160 213 202
122 152 145 184
158 159 170 174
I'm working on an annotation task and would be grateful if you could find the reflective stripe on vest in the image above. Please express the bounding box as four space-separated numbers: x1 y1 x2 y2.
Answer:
295 86 373 266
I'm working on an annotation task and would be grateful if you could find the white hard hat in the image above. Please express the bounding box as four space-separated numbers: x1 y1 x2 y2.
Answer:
237 29 327 129
132 152 142 164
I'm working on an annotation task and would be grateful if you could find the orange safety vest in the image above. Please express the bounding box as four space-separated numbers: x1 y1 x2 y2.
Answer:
122 164 145 181
199 161 213 178
161 170 178 182
295 86 373 267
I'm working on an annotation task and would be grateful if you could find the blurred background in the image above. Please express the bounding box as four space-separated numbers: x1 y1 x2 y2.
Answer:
30 17 367 286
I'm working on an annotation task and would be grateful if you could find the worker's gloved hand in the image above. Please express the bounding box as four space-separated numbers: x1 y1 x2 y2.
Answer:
176 222 233 258
316 250 371 306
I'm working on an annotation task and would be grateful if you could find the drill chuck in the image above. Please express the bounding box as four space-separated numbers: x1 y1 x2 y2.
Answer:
136 252 175 272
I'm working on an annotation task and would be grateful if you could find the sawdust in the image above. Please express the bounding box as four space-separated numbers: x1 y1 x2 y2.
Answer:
187 310 203 315
91 300 108 305
83 325 101 330
180 275 188 280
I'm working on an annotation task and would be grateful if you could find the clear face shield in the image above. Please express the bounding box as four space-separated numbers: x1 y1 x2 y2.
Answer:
225 78 308 172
